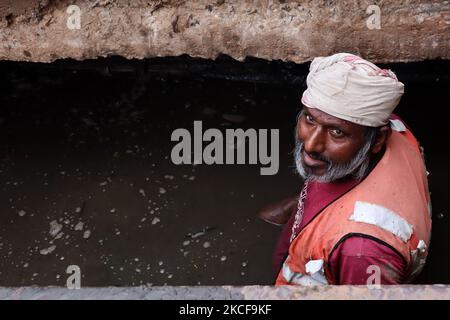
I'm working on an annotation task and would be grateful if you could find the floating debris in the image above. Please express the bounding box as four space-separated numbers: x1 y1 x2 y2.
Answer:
220 255 227 262
74 221 84 231
159 187 166 194
49 220 63 237
186 226 216 239
110 208 116 213
222 114 246 124
151 217 160 225
83 230 91 239
54 232 64 240
183 240 191 246
139 189 146 197
203 242 211 248
18 210 26 217
191 232 205 239
40 245 56 255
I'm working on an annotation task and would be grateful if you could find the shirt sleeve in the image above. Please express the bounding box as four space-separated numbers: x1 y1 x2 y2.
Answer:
329 236 406 285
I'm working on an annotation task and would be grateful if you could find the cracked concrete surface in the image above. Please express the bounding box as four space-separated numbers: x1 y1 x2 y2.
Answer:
0 0 449 63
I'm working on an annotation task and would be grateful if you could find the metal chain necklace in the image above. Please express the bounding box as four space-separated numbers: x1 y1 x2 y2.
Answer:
290 179 309 243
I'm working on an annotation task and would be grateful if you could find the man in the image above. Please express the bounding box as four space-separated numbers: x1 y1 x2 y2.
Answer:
259 53 432 285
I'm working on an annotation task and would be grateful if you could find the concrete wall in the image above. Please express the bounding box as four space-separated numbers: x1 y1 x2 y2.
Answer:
1 285 450 299
0 0 449 63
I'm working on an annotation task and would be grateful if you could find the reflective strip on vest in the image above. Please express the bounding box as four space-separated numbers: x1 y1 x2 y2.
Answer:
349 201 413 242
390 119 406 132
407 240 428 282
282 260 329 286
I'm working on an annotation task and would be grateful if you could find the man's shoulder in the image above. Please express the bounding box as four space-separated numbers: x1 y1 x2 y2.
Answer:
334 235 405 261
330 234 407 284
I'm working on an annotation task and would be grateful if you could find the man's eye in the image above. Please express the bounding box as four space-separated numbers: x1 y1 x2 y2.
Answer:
330 129 344 137
305 115 314 123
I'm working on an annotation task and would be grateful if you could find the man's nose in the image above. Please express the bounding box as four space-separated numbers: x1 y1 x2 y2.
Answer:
304 128 326 155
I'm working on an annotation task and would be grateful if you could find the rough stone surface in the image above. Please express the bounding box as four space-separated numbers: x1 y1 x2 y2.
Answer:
0 285 450 300
0 0 449 63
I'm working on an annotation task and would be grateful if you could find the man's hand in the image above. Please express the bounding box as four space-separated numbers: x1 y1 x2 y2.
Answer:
257 196 298 226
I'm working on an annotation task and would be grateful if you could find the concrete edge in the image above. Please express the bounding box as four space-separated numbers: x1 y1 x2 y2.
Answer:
0 285 449 300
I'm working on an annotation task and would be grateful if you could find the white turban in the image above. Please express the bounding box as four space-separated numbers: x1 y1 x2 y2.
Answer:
301 53 404 127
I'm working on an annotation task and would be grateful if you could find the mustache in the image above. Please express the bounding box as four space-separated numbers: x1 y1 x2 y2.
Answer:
303 149 330 165
297 139 330 165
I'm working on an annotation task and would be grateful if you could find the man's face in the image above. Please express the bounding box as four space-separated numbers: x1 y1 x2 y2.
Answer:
295 107 372 182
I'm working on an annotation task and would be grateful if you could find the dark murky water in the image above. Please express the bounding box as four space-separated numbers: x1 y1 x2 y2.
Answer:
0 57 448 286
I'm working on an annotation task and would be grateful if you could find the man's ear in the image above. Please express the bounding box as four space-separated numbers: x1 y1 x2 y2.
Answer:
371 125 392 155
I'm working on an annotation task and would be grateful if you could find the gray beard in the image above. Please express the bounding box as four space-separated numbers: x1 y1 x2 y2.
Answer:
294 137 373 183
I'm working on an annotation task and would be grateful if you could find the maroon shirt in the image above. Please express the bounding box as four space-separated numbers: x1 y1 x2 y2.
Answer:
274 178 406 284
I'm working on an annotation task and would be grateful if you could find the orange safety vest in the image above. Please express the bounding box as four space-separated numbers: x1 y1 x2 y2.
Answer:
276 119 432 285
